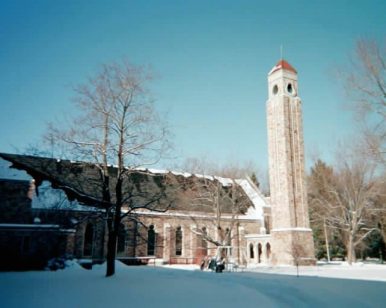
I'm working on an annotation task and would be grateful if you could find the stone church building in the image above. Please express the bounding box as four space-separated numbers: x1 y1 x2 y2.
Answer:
0 59 315 269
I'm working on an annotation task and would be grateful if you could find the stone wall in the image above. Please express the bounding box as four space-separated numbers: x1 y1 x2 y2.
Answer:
266 65 315 265
271 229 315 265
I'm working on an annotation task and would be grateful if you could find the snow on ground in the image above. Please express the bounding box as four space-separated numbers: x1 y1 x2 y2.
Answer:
163 261 386 282
245 261 386 282
1 261 385 308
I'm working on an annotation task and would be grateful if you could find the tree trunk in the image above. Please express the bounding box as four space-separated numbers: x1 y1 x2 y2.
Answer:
106 177 123 277
101 172 117 277
347 234 355 265
106 230 117 277
323 219 330 262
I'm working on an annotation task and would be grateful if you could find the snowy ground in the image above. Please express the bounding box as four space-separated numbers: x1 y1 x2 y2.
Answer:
246 261 386 282
1 261 385 308
164 261 386 282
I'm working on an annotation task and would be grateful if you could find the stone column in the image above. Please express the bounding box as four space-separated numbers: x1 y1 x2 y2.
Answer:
238 227 245 264
163 224 171 263
190 225 197 263
262 242 267 264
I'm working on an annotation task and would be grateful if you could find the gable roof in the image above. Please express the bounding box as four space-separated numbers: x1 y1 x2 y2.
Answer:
0 153 268 217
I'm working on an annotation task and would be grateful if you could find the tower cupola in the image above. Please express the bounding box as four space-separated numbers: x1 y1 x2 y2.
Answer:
269 59 297 75
268 59 298 99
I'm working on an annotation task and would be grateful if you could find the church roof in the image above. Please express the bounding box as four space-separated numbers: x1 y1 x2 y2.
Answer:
269 59 297 75
0 153 263 216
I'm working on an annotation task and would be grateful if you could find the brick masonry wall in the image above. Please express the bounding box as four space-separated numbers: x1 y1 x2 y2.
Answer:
69 211 262 265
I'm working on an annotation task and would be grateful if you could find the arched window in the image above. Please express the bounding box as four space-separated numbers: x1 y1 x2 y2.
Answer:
258 243 262 263
83 223 94 257
175 226 183 256
147 225 156 256
201 227 208 256
266 243 271 260
117 223 126 254
225 227 231 245
249 243 254 259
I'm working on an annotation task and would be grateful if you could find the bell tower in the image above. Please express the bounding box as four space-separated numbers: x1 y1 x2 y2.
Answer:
266 59 315 265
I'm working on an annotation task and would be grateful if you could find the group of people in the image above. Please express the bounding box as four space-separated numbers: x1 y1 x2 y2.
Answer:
200 256 225 273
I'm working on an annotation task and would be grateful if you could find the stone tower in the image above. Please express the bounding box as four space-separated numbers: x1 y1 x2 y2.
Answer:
266 59 315 265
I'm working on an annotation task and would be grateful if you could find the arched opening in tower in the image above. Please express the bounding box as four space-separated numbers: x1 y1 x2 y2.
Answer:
266 242 271 260
257 243 262 263
249 243 254 259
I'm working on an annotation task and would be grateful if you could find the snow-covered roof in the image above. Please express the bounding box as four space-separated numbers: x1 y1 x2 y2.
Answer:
236 177 270 221
135 167 236 187
1 153 269 218
269 59 297 75
140 167 270 221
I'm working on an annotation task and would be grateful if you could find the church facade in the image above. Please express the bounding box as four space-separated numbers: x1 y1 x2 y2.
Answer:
0 59 315 268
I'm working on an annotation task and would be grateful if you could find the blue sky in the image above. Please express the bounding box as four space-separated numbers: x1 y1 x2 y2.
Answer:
0 0 385 173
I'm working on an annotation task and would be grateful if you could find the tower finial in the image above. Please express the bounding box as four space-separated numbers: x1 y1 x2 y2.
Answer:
280 44 283 60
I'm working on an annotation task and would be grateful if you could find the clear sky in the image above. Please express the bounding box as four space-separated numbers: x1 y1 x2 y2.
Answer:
0 0 385 173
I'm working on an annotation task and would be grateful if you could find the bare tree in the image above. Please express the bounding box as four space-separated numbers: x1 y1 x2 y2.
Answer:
308 152 385 264
46 60 172 276
188 177 245 247
339 38 386 164
373 175 386 260
290 238 306 277
177 160 256 264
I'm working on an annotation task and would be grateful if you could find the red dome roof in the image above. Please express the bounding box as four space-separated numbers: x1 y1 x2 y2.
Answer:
269 59 297 74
